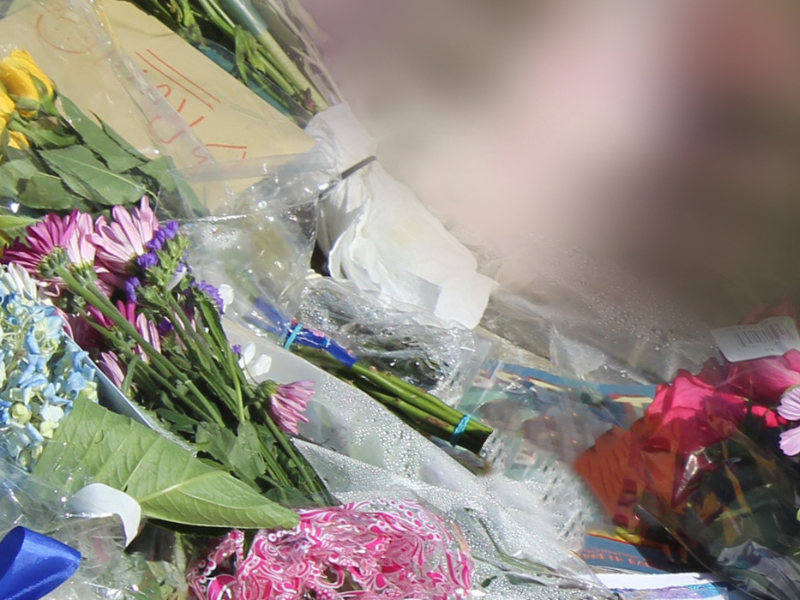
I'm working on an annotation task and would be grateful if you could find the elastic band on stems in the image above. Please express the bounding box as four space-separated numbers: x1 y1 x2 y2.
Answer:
283 323 304 350
450 415 472 447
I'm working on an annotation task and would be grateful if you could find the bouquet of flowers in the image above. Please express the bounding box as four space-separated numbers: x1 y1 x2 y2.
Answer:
0 196 476 599
576 300 800 600
0 49 185 225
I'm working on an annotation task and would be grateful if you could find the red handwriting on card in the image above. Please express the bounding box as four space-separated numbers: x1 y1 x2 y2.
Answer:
136 49 250 165
36 8 95 55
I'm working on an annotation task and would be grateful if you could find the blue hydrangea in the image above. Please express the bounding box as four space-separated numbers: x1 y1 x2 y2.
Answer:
0 264 98 470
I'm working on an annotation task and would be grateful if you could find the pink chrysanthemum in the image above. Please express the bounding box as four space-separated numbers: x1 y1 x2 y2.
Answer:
90 197 159 275
98 351 126 388
269 381 313 435
4 210 96 273
778 386 800 456
187 500 473 600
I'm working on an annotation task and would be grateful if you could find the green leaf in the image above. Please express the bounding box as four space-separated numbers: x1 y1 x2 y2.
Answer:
0 213 36 231
0 212 37 247
59 96 144 174
34 397 299 530
97 115 149 162
196 421 266 486
39 145 148 206
0 159 38 180
20 172 83 210
9 121 77 149
0 159 34 196
137 155 179 194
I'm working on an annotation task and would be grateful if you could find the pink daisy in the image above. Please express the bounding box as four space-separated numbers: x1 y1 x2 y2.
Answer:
778 387 800 456
269 381 314 435
90 197 159 274
4 210 96 274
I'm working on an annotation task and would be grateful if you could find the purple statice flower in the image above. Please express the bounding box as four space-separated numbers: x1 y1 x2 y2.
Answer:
269 381 313 436
137 252 159 270
146 220 180 252
193 280 225 315
124 276 141 302
232 345 242 357
157 318 174 337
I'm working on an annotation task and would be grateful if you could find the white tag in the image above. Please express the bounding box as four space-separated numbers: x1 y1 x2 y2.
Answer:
712 316 800 362
67 483 142 547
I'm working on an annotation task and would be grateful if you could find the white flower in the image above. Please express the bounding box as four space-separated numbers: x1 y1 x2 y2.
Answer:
0 263 44 301
219 284 234 313
238 342 272 381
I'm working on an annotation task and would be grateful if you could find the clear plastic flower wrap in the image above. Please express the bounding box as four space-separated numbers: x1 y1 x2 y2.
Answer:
573 312 800 600
294 275 490 403
220 322 614 600
0 458 147 600
182 151 335 321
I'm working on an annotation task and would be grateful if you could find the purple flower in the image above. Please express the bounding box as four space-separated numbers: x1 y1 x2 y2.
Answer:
193 280 225 315
124 277 141 302
157 318 174 337
232 345 242 356
137 252 159 270
146 221 179 252
269 381 313 435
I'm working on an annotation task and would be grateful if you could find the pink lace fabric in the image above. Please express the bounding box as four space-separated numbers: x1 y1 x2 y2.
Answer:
187 499 473 600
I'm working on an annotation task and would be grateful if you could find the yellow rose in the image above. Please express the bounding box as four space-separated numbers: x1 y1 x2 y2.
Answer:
0 50 54 117
0 87 14 130
8 131 28 150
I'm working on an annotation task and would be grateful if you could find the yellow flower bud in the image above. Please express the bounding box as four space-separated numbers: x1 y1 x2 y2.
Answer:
0 88 14 130
0 50 54 117
8 131 28 150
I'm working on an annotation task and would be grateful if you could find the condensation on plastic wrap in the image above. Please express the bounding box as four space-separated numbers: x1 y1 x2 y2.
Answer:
0 459 147 600
182 150 336 321
294 275 490 404
481 283 715 389
0 0 214 217
218 322 612 600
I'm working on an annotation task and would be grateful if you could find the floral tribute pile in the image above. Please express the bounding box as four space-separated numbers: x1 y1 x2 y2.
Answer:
577 301 800 600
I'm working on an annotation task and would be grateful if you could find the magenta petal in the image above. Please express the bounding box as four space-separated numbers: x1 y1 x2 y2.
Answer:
778 387 800 421
780 426 800 456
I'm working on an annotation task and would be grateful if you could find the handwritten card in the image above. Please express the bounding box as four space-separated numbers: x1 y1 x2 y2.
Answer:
102 0 315 164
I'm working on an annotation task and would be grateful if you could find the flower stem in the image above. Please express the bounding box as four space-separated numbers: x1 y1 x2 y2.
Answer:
58 267 226 427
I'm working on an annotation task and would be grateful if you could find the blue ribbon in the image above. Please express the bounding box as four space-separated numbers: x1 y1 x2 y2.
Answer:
281 321 359 368
0 527 81 600
450 415 472 447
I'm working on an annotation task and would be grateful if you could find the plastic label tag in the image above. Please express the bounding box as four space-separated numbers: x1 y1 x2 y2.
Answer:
711 316 800 362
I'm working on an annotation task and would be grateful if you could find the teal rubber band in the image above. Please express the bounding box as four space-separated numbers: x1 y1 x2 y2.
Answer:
450 415 471 447
283 323 303 350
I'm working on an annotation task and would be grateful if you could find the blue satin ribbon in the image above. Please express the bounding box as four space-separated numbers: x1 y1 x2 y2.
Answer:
281 320 359 368
0 527 81 600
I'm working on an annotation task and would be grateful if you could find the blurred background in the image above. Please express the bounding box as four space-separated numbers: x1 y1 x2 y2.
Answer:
301 0 800 331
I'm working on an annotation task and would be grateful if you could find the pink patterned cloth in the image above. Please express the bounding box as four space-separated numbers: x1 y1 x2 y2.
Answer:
187 500 473 600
